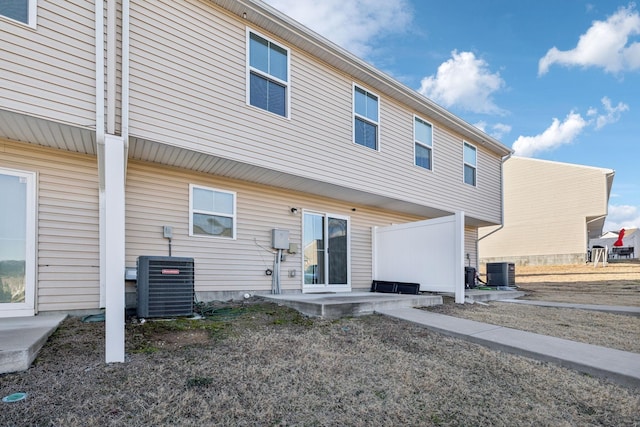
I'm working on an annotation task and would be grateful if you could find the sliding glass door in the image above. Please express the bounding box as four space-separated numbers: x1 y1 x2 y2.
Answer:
0 168 35 317
303 212 350 292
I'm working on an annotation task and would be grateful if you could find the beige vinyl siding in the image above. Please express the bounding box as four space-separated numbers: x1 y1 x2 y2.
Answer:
128 0 503 225
479 157 612 265
0 0 95 127
0 139 100 312
464 227 478 269
125 160 425 294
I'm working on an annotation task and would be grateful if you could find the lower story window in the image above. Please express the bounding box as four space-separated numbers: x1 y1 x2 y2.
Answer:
190 184 236 239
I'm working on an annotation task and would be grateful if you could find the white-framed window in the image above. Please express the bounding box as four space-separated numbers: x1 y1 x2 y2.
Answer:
414 116 433 170
189 184 236 239
353 84 379 150
0 0 37 28
463 141 477 186
246 28 290 118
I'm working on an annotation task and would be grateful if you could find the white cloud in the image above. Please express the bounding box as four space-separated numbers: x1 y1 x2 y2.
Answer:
593 97 629 129
538 5 640 75
262 0 413 58
474 121 512 140
491 123 512 140
604 204 640 231
512 112 588 156
418 50 506 114
473 121 487 132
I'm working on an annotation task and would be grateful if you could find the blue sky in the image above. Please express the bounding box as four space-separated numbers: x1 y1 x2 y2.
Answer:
263 0 640 233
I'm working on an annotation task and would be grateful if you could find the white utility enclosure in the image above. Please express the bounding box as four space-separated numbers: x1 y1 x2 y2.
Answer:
372 212 465 303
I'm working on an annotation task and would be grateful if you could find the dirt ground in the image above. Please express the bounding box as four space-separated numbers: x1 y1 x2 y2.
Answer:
1 262 639 426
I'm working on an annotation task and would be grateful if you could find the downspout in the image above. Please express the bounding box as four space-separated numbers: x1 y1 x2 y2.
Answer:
585 170 614 259
106 0 116 134
477 153 512 267
585 214 607 260
96 0 106 307
122 0 130 164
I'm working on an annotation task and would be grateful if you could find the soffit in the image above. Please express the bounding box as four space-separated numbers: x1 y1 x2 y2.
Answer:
0 109 96 155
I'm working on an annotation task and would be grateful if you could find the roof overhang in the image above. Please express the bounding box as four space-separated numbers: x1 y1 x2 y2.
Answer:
0 110 498 226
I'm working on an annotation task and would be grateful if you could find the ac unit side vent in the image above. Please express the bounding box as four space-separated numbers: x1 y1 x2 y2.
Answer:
137 256 194 318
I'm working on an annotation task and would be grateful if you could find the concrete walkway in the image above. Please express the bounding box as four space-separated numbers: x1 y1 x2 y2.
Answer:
376 307 640 388
497 299 640 316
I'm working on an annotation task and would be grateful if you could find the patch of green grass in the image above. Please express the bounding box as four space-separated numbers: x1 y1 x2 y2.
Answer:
186 376 214 388
130 344 159 354
126 303 314 353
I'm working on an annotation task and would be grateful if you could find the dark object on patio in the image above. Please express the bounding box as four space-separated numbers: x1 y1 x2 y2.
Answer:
465 267 477 289
486 262 516 287
371 280 420 295
611 246 634 259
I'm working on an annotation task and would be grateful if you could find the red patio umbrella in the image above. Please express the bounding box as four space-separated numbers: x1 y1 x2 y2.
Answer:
613 228 625 247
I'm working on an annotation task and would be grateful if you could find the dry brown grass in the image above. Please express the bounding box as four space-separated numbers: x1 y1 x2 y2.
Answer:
514 260 640 306
425 261 640 353
1 295 640 426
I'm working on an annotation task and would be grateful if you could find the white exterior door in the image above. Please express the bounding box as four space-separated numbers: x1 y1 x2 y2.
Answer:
0 168 36 317
302 211 350 292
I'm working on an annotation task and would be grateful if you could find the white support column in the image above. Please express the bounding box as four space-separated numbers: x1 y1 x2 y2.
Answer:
99 189 106 307
104 134 126 363
454 211 465 304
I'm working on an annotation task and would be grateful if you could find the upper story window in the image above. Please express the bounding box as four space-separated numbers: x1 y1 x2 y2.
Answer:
353 85 379 150
463 142 477 186
190 185 236 239
247 30 289 118
0 0 37 27
414 116 433 170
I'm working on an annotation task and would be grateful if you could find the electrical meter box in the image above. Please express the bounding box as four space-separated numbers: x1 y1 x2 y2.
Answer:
272 229 290 250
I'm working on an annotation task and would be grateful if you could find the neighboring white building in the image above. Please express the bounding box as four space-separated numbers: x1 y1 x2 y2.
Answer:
590 228 638 260
1 0 511 328
479 157 614 265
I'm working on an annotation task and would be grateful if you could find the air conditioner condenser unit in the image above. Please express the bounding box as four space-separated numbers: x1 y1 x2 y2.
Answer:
137 256 195 318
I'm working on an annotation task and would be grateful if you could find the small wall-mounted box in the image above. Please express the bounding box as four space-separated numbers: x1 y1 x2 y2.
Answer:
272 229 289 250
124 267 137 281
288 243 298 254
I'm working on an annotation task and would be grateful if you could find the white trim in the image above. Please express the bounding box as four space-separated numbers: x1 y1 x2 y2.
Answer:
301 210 351 293
413 115 434 171
352 83 380 151
245 27 291 119
463 140 477 187
0 0 37 28
453 211 465 303
189 184 237 240
0 168 36 317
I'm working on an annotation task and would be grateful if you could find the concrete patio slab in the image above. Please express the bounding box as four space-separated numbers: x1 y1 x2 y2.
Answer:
0 313 67 374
